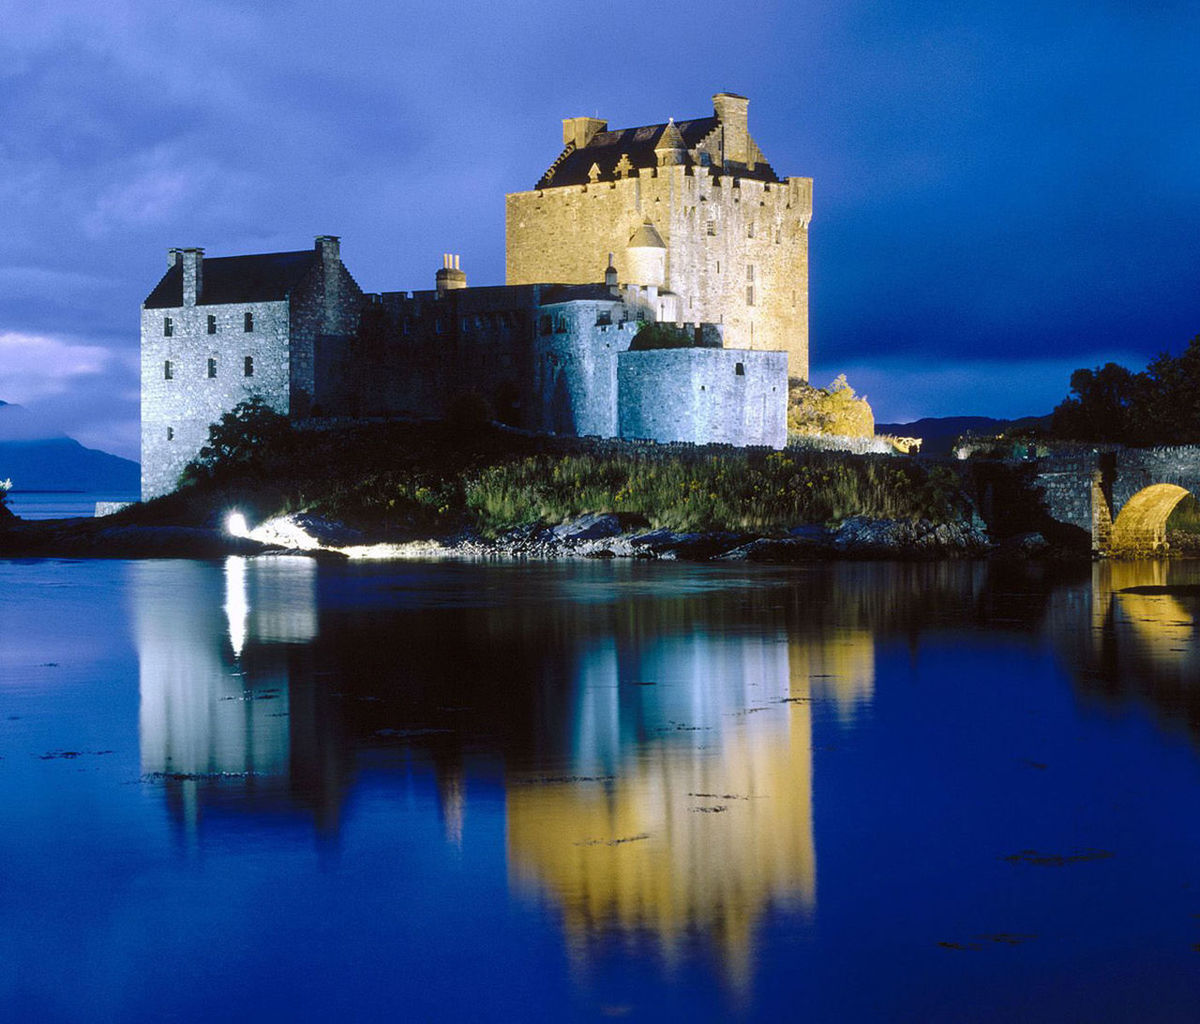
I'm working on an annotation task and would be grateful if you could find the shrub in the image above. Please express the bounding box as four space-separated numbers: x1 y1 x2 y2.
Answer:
788 375 874 438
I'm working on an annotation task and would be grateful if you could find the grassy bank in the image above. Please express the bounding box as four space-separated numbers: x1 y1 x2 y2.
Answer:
123 418 975 540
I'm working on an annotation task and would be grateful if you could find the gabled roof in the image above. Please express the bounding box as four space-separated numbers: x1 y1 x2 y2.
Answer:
535 114 781 189
143 250 318 308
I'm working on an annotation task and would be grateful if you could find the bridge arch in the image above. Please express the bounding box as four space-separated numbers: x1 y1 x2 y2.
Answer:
1110 483 1193 553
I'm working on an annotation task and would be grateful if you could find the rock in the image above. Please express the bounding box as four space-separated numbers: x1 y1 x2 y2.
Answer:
551 512 650 542
832 516 990 558
247 512 364 550
717 536 829 562
990 532 1050 560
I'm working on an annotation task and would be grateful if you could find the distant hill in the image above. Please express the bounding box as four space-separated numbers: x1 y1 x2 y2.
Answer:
876 415 1051 457
0 401 139 492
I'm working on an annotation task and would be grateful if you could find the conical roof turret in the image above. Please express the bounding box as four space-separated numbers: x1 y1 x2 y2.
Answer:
628 220 666 249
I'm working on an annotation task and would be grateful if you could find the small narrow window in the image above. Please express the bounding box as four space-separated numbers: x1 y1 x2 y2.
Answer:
244 311 254 332
207 357 217 378
166 427 174 441
747 221 755 239
706 219 717 236
163 317 173 337
746 286 755 306
244 356 254 377
163 360 173 380
207 314 217 334
716 261 721 274
735 362 745 376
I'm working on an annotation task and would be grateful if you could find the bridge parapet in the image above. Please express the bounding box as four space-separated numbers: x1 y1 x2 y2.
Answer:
1029 446 1200 554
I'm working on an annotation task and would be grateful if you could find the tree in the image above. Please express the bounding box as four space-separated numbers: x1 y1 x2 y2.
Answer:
1050 362 1145 443
787 375 875 438
181 397 294 484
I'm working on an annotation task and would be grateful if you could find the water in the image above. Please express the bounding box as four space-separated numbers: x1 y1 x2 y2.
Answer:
4 491 138 520
1 556 1199 1021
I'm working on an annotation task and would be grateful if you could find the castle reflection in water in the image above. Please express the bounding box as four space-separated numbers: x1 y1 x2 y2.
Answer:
131 555 1200 989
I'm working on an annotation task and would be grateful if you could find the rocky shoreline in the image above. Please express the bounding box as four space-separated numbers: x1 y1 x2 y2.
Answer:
0 507 1027 562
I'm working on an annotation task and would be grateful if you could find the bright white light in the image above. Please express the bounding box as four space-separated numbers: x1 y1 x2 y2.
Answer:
224 556 249 657
226 511 250 537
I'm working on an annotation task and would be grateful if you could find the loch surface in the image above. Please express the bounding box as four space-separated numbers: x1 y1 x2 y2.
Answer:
2 556 1199 1021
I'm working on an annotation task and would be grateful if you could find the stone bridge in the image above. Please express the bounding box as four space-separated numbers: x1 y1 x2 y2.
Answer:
1032 446 1200 554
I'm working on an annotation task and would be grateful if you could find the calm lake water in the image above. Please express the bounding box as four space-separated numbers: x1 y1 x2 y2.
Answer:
2 555 1199 1021
5 491 138 520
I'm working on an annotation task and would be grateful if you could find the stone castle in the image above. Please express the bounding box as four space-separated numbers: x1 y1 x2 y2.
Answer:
141 93 812 500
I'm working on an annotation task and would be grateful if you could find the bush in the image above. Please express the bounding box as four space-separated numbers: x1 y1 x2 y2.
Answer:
788 375 874 438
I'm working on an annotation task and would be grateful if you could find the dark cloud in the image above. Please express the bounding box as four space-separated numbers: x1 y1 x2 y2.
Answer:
1 0 1198 447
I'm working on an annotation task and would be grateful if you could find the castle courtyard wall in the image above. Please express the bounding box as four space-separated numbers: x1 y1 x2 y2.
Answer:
617 348 787 448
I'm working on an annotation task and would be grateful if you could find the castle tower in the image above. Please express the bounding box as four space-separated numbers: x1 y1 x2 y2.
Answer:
504 92 812 379
626 221 666 288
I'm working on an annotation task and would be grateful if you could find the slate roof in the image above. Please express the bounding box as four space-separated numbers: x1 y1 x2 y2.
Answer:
536 115 782 189
143 250 318 308
539 283 623 304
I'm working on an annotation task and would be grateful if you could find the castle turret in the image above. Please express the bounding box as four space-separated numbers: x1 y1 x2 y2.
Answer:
436 253 467 295
654 119 687 167
626 222 666 289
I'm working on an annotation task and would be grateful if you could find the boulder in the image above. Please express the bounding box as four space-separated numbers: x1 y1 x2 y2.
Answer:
248 512 364 550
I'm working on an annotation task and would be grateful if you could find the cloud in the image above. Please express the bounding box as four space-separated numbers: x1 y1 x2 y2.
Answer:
0 330 129 402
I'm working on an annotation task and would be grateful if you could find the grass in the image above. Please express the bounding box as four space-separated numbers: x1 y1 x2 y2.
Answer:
123 420 974 541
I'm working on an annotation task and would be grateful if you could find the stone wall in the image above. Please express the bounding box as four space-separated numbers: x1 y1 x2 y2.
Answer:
617 348 787 448
506 169 812 378
531 301 639 437
140 298 292 500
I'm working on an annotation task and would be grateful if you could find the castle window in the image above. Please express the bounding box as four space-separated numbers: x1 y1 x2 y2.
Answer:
166 427 174 441
244 311 254 332
461 318 470 333
435 319 444 334
775 227 782 244
163 360 173 380
706 219 717 237
735 362 745 376
747 222 755 239
716 261 721 274
746 265 755 306
207 314 217 335
163 317 173 337
207 357 217 378
596 310 612 326
244 356 254 377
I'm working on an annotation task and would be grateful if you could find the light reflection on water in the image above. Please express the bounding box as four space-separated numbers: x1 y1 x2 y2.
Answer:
3 556 1200 1019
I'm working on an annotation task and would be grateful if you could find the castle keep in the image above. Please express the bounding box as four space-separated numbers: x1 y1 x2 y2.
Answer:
140 93 808 500
507 93 812 378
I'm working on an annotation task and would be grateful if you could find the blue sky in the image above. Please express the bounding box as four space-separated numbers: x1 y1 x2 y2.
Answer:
2 0 1198 458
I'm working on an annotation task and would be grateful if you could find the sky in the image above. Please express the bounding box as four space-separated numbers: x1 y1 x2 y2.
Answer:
2 0 1199 459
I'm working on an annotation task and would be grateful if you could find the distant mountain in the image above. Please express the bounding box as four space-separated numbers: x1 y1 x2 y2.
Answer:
0 401 139 492
876 415 1051 457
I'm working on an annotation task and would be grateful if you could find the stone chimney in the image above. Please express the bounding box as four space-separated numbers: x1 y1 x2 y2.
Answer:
604 252 619 293
562 116 607 150
180 248 203 306
713 92 749 166
316 234 340 267
436 253 467 295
